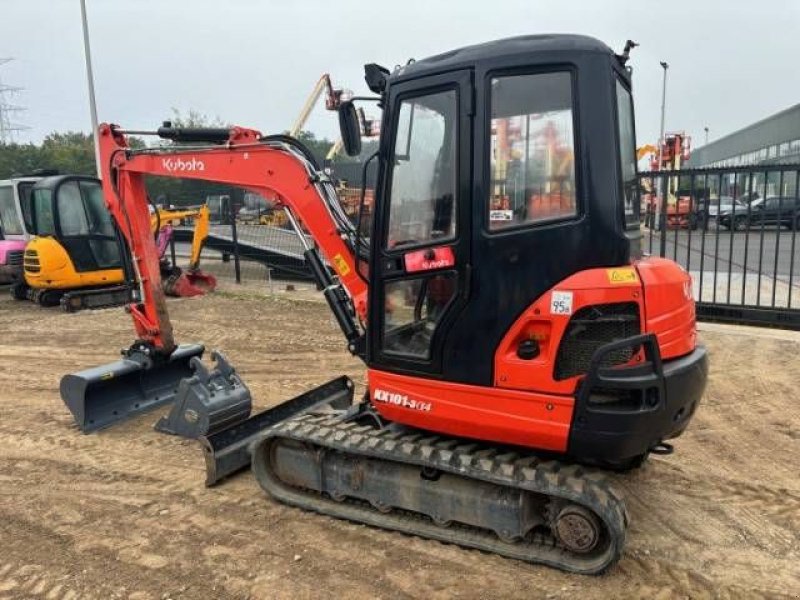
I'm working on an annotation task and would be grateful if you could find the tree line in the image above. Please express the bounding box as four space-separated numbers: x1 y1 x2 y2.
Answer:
0 111 374 209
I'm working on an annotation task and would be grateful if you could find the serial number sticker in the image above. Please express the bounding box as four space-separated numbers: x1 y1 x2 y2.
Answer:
332 253 351 277
607 268 639 284
550 291 573 316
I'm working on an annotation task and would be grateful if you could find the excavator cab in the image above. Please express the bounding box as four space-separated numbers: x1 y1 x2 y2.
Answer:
352 36 704 466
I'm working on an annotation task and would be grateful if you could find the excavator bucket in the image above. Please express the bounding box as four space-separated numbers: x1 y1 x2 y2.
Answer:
154 351 251 438
162 268 217 297
60 344 205 433
184 270 217 293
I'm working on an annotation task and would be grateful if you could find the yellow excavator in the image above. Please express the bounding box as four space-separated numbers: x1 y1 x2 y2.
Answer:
14 175 215 311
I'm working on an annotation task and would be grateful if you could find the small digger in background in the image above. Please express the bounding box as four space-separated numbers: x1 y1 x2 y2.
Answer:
12 175 215 310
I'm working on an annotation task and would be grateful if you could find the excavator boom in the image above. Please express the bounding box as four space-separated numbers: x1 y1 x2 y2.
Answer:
61 122 368 433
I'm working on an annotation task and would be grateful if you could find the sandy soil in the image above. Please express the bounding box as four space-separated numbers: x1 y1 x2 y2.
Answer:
0 284 798 599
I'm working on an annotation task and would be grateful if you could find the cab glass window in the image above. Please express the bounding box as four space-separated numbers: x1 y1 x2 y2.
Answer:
81 180 116 236
31 188 56 236
383 271 458 359
57 181 90 236
0 186 23 236
386 89 457 250
488 72 577 230
615 79 639 227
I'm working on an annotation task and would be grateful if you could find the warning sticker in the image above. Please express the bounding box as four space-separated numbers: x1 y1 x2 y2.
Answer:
332 253 351 277
550 291 573 316
607 268 639 284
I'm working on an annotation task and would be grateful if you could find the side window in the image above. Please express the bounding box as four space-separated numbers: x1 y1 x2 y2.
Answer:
488 72 577 230
387 89 457 250
31 188 56 236
0 186 24 236
615 80 639 227
80 181 115 236
57 181 90 236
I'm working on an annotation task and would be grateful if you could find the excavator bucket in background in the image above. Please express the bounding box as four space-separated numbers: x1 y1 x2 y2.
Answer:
60 344 205 432
184 269 217 293
162 266 217 297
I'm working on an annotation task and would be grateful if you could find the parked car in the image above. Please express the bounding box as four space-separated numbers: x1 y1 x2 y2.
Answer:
719 196 800 231
701 196 745 218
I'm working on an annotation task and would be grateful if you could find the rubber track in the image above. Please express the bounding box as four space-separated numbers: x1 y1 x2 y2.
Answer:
60 285 131 312
253 413 629 575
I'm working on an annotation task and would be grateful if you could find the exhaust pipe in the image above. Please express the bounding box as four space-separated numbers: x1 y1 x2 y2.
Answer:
60 343 205 433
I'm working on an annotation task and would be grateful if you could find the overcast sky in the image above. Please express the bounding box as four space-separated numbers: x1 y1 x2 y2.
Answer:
1 0 798 153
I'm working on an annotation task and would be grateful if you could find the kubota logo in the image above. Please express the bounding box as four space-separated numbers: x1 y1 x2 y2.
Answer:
421 258 450 270
162 157 206 172
374 388 432 412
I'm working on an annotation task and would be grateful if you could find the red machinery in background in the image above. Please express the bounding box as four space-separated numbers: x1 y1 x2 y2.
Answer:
643 132 696 229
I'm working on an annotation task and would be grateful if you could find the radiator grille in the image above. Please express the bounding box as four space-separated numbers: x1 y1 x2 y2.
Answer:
6 250 23 267
554 302 641 381
23 249 41 273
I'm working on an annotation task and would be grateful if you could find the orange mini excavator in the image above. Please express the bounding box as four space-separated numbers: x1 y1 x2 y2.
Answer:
60 35 707 574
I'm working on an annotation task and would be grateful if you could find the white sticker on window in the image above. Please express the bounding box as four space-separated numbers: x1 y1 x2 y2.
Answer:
550 291 573 316
489 209 513 222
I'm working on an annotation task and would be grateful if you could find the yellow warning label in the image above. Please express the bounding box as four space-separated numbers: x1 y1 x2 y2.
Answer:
607 268 639 284
332 253 351 277
101 372 114 381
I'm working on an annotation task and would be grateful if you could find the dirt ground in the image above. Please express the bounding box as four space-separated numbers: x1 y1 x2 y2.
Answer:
0 284 798 600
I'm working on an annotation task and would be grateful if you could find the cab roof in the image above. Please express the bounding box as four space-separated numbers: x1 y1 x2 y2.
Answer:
392 34 616 81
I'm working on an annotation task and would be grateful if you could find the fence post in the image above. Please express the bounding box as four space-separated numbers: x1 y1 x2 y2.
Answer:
659 172 668 257
229 198 242 284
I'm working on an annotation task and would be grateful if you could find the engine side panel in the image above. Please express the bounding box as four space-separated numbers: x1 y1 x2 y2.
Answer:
368 369 574 452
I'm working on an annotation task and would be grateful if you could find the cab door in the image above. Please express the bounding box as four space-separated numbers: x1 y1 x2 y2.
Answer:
368 70 472 377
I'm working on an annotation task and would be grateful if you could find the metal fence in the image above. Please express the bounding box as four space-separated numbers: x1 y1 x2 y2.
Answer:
639 164 800 329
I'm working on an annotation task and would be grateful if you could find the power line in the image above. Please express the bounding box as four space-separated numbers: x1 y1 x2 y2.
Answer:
0 58 30 143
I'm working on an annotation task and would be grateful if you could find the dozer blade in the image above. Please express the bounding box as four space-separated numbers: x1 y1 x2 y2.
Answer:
154 351 251 439
60 343 205 433
199 375 354 486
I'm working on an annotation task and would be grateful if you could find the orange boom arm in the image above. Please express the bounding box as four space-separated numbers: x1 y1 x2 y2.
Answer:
97 123 368 354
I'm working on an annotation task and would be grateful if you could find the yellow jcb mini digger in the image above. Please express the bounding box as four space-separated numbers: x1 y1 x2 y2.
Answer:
14 175 215 311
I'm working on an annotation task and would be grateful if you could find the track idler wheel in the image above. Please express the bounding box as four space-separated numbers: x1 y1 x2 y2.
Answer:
551 504 603 554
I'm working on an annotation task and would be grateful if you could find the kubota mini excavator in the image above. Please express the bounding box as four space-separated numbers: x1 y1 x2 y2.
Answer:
60 35 707 574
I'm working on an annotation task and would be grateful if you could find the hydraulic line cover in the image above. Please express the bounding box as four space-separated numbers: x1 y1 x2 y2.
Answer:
60 344 204 433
